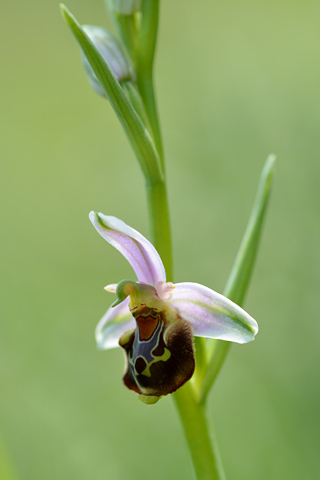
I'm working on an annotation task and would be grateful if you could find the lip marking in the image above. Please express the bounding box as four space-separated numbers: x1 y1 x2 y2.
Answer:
136 314 159 341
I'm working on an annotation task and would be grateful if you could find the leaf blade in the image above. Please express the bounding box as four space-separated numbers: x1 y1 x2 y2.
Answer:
60 4 162 184
198 155 276 402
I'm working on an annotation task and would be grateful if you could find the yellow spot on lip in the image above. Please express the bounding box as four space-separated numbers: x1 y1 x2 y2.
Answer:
140 348 171 377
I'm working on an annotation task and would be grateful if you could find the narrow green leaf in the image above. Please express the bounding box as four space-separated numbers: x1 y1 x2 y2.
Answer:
60 4 162 184
121 81 152 133
198 155 276 403
223 154 276 305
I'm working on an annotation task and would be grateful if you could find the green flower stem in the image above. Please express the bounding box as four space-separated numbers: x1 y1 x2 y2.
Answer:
144 83 223 480
173 383 225 480
146 178 172 281
137 75 164 167
136 0 164 168
198 155 276 404
140 3 224 474
148 196 222 480
113 14 138 64
147 170 222 480
104 1 139 63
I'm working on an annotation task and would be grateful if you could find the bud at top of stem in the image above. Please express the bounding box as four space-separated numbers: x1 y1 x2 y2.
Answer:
82 25 135 96
111 0 142 15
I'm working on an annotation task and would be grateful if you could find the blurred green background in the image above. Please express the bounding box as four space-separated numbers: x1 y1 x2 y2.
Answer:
1 0 320 479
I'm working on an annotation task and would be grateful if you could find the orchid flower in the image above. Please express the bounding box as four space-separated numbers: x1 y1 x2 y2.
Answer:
90 212 258 403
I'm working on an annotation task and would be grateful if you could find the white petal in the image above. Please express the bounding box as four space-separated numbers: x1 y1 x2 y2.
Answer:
89 212 166 286
95 297 135 349
167 282 258 344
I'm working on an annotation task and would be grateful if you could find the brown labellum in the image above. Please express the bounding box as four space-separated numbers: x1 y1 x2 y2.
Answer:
119 306 195 397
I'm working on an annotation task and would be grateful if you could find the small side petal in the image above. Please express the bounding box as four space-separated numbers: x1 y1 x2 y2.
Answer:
89 212 166 286
168 283 258 344
95 298 135 349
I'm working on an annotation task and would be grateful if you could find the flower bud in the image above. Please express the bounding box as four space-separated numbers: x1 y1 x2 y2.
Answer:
111 0 142 15
81 25 135 96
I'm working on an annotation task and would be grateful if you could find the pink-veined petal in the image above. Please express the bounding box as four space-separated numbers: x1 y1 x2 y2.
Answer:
167 282 258 344
95 297 135 349
89 212 166 286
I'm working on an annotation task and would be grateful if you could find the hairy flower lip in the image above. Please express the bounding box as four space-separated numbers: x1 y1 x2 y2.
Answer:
131 304 149 315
